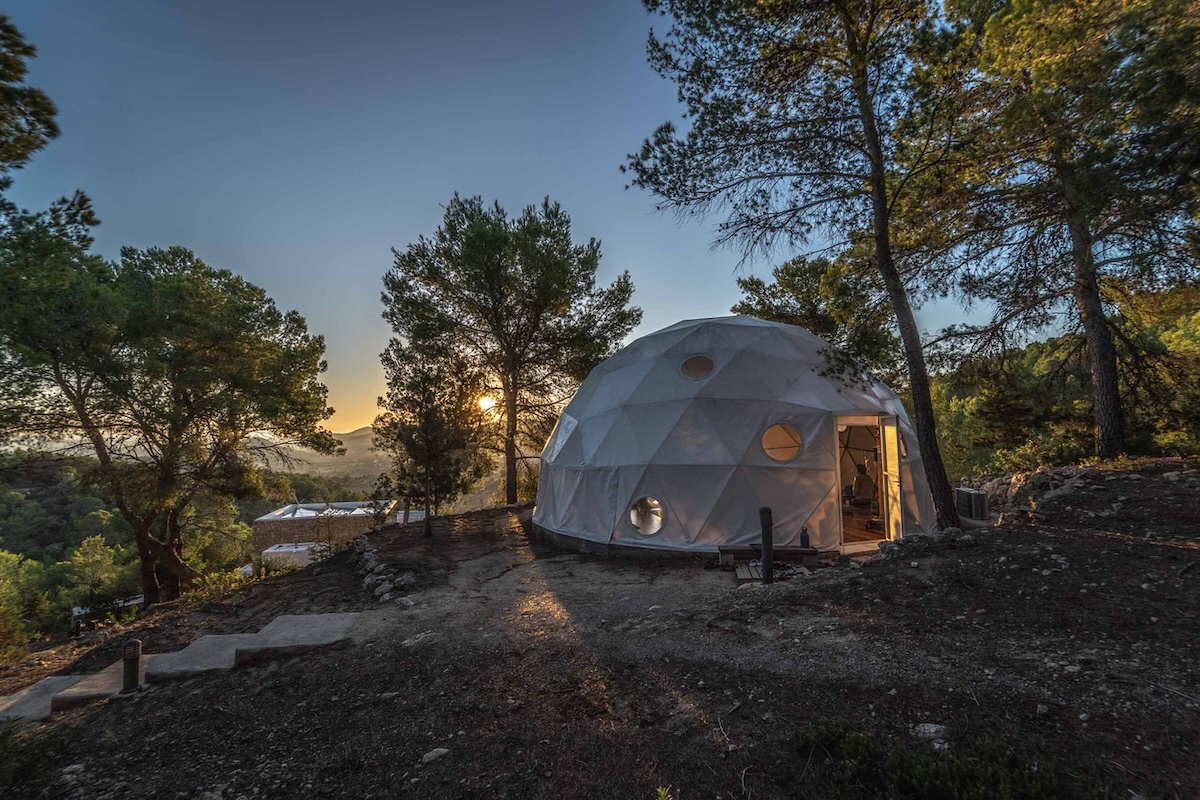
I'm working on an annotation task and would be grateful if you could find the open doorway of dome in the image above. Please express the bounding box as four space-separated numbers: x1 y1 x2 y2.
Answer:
836 416 902 552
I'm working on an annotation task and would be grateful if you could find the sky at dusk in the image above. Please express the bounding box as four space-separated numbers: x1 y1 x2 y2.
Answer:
6 0 964 433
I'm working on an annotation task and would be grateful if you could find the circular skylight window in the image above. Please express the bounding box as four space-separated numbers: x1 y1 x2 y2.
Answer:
630 496 665 535
680 355 714 380
762 423 803 461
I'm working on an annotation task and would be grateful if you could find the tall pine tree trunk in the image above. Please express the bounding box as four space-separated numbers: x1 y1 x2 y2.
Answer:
423 473 433 538
846 28 960 530
72 407 172 603
1066 214 1125 458
877 251 960 530
158 509 199 601
161 565 181 601
136 538 161 608
504 371 519 505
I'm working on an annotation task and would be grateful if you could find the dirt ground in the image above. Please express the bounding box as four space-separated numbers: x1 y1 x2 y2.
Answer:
3 460 1199 799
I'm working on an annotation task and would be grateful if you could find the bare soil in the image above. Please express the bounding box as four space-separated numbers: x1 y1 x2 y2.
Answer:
3 460 1199 799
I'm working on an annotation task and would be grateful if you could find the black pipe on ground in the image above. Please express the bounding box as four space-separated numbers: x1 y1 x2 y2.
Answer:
759 506 774 584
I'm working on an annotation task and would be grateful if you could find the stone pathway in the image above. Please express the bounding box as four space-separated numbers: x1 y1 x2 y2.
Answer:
0 612 361 723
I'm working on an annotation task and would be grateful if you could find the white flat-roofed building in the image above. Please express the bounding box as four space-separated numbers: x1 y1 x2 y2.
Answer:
252 500 398 552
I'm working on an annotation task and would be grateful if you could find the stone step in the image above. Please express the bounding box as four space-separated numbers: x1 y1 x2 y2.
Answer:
49 654 161 713
233 612 360 665
2 612 364 723
0 675 90 723
145 634 263 683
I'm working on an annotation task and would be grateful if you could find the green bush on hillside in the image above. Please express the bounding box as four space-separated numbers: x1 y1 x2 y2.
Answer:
931 285 1200 478
795 721 1069 799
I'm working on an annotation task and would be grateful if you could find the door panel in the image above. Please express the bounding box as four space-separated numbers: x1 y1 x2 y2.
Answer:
880 416 903 541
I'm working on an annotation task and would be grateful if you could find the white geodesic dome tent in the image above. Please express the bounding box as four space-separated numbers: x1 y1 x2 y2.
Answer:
533 316 936 553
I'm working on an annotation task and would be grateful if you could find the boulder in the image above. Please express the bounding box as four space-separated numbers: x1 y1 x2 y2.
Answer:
421 747 450 764
876 540 900 557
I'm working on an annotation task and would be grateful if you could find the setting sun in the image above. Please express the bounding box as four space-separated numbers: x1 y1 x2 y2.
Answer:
478 396 497 412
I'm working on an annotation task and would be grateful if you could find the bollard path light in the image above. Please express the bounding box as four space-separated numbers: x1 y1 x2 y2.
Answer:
121 638 142 694
759 506 774 585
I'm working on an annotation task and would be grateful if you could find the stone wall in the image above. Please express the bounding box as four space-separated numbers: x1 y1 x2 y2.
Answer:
962 466 1093 523
251 514 378 555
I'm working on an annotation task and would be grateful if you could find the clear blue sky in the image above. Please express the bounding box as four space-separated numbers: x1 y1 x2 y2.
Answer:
6 0 961 432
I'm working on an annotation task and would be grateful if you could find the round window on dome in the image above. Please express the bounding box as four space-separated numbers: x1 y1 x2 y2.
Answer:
630 496 665 535
762 423 803 461
680 355 714 380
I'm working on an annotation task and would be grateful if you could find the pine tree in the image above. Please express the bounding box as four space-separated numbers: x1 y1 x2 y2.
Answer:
926 0 1200 457
375 342 491 537
382 195 641 504
625 0 973 528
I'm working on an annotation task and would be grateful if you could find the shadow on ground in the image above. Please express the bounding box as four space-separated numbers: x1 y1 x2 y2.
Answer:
4 461 1200 798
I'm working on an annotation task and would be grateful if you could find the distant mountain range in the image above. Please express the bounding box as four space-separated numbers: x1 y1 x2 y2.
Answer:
280 427 386 482
298 426 505 512
6 426 503 506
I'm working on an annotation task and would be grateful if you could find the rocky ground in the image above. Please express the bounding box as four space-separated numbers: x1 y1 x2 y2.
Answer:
2 459 1199 799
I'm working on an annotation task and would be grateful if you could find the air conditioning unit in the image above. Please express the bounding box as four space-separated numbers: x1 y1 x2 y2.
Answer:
955 487 989 520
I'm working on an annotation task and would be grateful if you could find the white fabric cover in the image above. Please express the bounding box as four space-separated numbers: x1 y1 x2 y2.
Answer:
534 316 936 552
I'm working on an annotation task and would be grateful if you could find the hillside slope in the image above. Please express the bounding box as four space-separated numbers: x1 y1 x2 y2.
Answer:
4 461 1199 798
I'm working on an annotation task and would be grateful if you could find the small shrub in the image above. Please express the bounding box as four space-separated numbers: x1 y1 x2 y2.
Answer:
0 606 28 664
1153 429 1200 456
251 555 302 578
795 720 1070 800
189 569 250 601
988 432 1088 474
1080 453 1151 471
308 542 337 562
